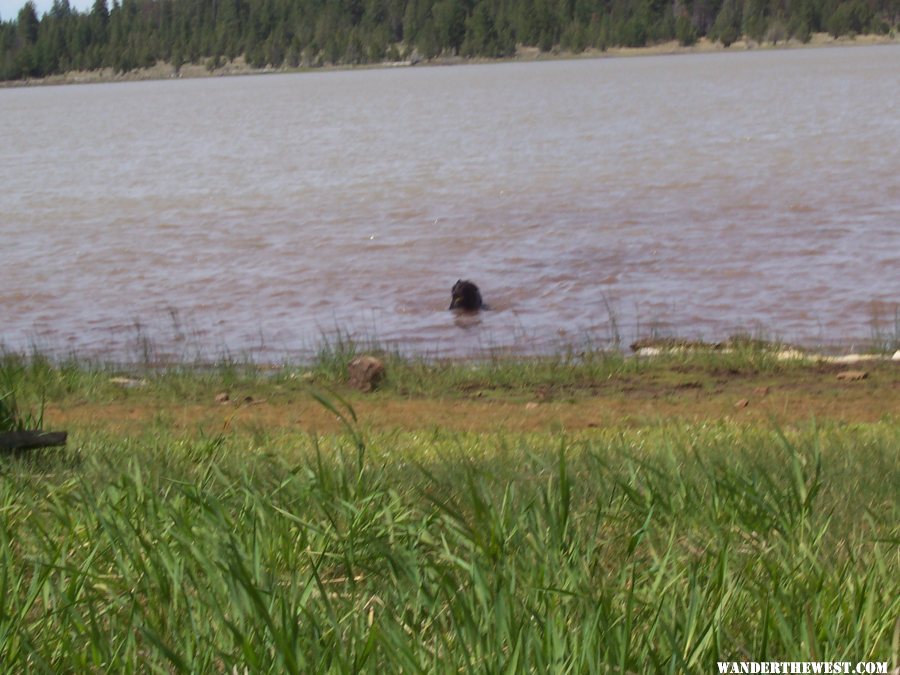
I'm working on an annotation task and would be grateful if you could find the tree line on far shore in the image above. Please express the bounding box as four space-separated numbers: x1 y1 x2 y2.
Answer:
1 0 897 80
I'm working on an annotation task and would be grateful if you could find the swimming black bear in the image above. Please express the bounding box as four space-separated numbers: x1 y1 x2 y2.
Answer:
449 280 483 311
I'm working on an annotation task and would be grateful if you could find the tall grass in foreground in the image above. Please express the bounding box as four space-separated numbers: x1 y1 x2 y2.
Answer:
1 421 897 672
0 357 45 432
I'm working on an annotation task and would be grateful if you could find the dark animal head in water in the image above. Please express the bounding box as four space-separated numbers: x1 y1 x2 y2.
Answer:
449 280 483 311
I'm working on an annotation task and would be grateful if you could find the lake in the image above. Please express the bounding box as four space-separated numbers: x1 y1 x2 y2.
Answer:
2 44 899 362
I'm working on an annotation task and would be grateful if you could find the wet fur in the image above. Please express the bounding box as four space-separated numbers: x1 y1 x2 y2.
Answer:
449 280 483 311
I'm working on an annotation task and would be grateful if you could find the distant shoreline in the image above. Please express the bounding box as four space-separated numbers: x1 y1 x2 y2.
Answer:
3 32 897 89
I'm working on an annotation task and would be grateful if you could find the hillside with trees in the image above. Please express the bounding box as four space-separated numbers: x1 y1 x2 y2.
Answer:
1 0 897 80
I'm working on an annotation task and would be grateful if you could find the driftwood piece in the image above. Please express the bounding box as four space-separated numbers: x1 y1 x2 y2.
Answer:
836 370 868 382
0 431 68 453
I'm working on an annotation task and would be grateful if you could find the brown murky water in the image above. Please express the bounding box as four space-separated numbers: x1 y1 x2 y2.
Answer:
2 45 899 361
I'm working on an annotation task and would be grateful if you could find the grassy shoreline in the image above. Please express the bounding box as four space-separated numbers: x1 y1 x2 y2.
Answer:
4 31 898 88
2 348 898 670
4 341 900 433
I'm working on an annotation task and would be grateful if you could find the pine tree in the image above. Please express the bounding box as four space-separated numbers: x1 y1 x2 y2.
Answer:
0 0 897 81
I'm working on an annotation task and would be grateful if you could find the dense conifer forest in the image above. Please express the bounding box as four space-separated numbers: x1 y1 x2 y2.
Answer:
0 0 896 80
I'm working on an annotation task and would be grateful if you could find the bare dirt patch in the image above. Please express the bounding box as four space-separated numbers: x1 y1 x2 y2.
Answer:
45 361 899 436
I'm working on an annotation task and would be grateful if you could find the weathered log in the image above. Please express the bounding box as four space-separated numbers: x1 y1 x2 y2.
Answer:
0 431 68 453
